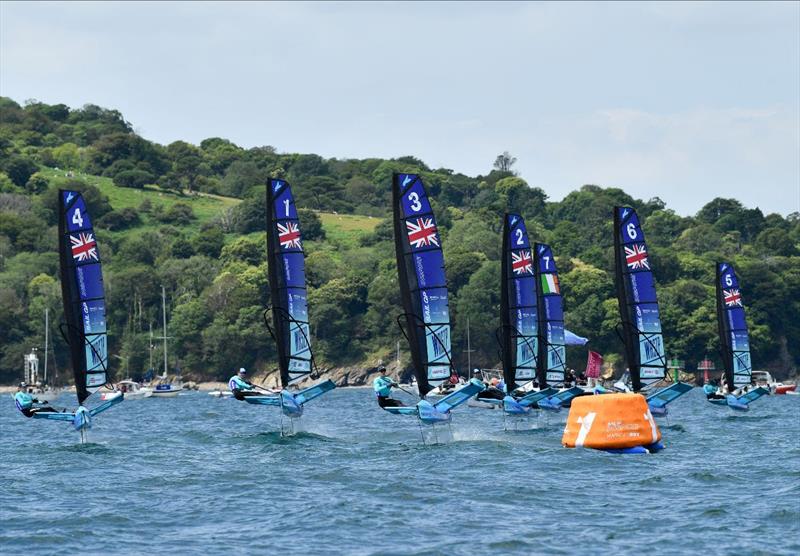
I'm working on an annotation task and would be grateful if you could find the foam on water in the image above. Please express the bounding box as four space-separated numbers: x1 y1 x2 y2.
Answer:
1 387 799 555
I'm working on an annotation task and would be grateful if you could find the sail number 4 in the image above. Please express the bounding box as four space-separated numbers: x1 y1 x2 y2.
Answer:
72 208 84 227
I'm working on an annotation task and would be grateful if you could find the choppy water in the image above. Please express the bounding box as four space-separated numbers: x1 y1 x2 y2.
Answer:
1 387 799 555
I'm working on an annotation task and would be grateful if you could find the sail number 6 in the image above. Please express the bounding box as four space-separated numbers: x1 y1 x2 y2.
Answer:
626 222 637 240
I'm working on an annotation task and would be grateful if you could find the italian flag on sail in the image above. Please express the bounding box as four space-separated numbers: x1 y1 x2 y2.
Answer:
541 274 560 294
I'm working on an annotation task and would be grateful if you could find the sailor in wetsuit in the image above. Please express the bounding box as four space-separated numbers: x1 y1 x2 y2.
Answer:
703 381 725 400
476 377 505 401
228 368 269 401
14 390 59 418
373 367 404 408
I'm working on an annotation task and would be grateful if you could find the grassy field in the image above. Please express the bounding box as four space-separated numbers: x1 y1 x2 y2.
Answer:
40 167 241 227
318 212 381 246
41 167 382 243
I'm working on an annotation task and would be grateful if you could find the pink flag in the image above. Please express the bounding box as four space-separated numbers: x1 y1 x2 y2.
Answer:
585 351 603 378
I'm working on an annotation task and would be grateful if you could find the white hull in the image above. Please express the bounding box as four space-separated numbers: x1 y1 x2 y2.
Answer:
208 390 233 398
151 389 180 398
33 389 60 403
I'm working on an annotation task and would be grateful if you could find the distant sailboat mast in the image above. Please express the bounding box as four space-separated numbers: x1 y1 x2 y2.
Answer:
161 285 168 378
44 307 49 385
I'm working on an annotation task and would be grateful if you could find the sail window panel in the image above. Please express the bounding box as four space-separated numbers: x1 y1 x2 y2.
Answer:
80 300 107 334
64 194 94 233
626 271 658 304
286 289 309 323
726 309 747 331
511 276 537 309
418 287 450 325
634 303 663 334
83 333 107 375
424 323 451 364
638 333 666 367
639 365 665 380
515 307 537 336
75 262 105 301
399 177 434 218
507 215 531 249
543 296 564 322
279 253 306 288
288 357 311 374
730 330 750 351
618 209 644 245
272 193 299 221
411 250 446 289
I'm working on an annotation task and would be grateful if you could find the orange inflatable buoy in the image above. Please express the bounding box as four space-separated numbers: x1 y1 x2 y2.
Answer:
562 393 661 452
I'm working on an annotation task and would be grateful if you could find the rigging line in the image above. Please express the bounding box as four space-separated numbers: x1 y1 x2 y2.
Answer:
398 312 456 375
615 319 667 367
265 305 321 379
494 324 539 381
57 322 115 393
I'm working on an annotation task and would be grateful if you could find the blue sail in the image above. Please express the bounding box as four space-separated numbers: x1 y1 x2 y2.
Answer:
534 243 566 387
266 179 313 386
500 214 538 391
393 173 452 398
58 190 108 405
716 262 752 388
614 206 666 391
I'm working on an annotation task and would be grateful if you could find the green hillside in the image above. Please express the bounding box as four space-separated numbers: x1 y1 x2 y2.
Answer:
1 96 798 384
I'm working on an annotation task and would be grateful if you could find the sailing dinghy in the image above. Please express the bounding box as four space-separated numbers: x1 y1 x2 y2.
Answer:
24 190 123 442
496 215 568 417
385 173 483 436
708 262 768 411
243 179 334 431
613 206 692 416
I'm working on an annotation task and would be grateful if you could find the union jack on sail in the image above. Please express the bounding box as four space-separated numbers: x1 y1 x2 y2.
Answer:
511 250 533 275
70 232 98 262
723 288 742 307
277 221 302 249
406 217 439 248
624 244 650 270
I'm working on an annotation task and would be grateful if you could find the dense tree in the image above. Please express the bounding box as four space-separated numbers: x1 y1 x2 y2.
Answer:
0 95 796 384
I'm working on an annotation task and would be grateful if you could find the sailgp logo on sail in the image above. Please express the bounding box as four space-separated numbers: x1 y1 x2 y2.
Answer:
422 290 431 322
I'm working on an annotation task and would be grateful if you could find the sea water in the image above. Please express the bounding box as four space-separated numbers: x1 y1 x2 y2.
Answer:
1 388 798 555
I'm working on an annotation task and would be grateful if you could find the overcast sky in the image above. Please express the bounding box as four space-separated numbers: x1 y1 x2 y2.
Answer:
1 1 798 215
